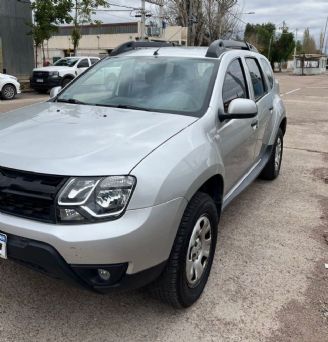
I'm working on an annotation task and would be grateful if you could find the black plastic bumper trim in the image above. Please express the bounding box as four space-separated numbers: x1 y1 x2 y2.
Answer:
2 231 167 293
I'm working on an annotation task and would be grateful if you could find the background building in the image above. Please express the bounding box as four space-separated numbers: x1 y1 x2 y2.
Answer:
36 22 187 66
0 0 34 78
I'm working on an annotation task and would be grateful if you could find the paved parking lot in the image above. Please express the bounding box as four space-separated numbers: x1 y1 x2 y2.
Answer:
0 74 327 342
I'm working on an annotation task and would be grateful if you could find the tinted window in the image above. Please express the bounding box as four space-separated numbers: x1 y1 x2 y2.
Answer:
78 59 89 68
54 57 79 67
260 58 274 89
222 59 248 112
245 58 266 100
90 58 99 65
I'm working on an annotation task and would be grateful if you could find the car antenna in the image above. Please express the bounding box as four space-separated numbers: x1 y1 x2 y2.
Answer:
153 48 160 56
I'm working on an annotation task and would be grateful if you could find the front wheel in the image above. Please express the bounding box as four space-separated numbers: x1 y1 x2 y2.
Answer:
1 84 16 100
150 192 219 308
259 128 284 180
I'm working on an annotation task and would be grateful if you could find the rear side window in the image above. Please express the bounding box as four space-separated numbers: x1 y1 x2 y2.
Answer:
260 58 274 89
222 59 248 113
245 58 266 100
90 58 99 65
78 59 89 68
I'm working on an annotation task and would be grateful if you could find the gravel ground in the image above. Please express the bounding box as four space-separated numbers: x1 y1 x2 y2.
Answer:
0 74 327 342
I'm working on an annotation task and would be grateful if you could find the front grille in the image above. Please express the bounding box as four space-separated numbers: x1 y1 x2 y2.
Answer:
0 167 67 223
32 71 49 80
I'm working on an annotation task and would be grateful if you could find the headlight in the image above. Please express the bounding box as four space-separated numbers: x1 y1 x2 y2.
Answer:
57 176 136 223
49 71 59 77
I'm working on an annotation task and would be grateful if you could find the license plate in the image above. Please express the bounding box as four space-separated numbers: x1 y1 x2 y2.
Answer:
0 233 7 259
36 78 44 83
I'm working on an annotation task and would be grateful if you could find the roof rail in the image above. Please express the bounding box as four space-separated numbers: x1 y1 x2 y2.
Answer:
205 39 258 58
110 41 175 56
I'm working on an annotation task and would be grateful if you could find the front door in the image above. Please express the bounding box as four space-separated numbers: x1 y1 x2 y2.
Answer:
216 58 258 196
76 58 90 76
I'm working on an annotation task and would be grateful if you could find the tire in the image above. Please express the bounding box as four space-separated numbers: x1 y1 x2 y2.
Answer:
259 128 284 180
150 192 219 308
1 84 16 100
61 77 73 88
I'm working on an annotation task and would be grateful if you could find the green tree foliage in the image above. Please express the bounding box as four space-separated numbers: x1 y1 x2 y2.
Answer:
244 23 295 70
244 22 275 56
70 0 109 54
30 0 73 65
302 28 317 54
271 30 295 69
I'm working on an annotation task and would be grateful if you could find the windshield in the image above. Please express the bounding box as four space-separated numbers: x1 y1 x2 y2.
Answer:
56 56 218 116
54 58 80 67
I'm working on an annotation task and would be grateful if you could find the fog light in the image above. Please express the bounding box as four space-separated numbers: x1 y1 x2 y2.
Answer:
98 269 111 281
59 208 84 221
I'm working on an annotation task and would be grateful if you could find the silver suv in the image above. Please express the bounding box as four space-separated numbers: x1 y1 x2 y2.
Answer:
0 40 286 308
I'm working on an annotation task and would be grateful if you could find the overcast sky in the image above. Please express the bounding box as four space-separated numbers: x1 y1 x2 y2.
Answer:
95 0 328 45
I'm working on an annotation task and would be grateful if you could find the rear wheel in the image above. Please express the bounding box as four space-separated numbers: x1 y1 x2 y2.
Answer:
150 192 219 308
260 128 283 180
1 84 16 100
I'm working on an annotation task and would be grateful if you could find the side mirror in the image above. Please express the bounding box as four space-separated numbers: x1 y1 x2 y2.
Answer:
50 86 62 99
219 98 258 121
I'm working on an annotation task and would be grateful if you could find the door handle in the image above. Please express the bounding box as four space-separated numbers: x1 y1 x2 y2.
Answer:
251 120 258 129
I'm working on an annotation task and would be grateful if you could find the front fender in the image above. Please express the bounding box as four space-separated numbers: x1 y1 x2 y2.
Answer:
128 118 224 210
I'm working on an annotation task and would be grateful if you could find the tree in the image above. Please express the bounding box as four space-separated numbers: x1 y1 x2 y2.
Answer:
271 30 295 70
162 0 239 46
70 0 109 54
30 0 73 66
302 28 317 54
244 22 275 56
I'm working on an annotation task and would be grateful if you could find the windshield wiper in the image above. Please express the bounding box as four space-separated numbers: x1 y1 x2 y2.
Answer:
96 104 151 111
57 98 88 105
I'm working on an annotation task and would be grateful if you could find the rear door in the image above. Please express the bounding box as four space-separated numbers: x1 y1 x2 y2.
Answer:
244 57 272 160
217 58 258 194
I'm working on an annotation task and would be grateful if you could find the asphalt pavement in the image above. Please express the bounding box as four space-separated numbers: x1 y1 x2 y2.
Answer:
0 74 327 342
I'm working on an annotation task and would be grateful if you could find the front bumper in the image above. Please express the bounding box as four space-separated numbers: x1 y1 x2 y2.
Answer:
0 197 187 291
30 77 62 90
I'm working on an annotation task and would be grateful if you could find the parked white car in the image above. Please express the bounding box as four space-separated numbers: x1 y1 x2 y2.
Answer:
0 73 21 100
30 56 100 93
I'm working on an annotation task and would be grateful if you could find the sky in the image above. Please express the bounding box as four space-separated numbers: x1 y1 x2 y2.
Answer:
94 0 328 46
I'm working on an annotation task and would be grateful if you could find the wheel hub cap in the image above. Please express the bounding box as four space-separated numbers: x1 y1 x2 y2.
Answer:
3 86 15 99
275 137 282 171
186 215 212 288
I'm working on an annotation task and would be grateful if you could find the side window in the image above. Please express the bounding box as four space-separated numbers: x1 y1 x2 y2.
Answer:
260 58 274 89
222 59 248 113
77 59 89 68
245 58 266 100
90 58 99 65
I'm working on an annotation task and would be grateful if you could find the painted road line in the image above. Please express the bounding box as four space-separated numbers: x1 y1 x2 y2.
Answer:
285 88 301 95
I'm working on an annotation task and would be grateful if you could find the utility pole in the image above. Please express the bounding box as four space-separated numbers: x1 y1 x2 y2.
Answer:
322 16 328 54
140 0 146 40
294 28 298 57
187 0 193 46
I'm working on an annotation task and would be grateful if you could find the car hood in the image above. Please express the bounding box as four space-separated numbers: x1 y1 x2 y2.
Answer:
0 102 197 176
33 66 72 72
0 73 17 81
